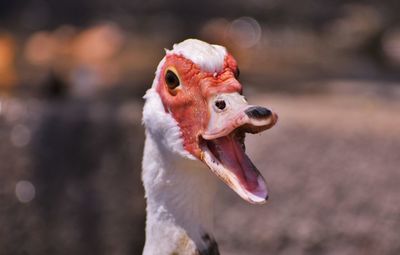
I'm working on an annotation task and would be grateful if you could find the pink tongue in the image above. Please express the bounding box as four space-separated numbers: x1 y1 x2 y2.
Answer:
210 135 261 191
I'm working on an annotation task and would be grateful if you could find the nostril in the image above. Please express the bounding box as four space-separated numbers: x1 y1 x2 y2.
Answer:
245 106 272 119
215 100 226 110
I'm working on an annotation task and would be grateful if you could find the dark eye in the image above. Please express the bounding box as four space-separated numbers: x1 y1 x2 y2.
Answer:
234 67 240 79
165 70 180 90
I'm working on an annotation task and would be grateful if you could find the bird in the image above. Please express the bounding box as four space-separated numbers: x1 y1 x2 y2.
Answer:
142 39 278 255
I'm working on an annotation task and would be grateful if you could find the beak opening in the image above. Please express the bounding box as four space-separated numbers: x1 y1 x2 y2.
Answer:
200 107 278 204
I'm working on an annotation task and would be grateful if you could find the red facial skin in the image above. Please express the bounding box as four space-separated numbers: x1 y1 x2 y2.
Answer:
156 54 242 159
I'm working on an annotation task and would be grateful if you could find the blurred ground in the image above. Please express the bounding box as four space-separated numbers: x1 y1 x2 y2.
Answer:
216 82 400 255
0 94 146 255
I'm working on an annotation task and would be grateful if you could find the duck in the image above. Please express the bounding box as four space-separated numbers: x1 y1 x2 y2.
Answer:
142 39 278 255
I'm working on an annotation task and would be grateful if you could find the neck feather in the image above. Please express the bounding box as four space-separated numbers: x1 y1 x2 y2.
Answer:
142 131 218 255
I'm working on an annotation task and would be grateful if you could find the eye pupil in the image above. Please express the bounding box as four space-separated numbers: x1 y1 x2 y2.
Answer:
215 100 226 110
165 70 180 89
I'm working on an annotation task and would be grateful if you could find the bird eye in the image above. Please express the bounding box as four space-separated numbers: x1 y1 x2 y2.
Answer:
165 70 180 90
234 67 240 79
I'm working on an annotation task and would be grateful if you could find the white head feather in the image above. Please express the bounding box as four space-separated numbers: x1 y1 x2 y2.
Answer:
167 38 227 73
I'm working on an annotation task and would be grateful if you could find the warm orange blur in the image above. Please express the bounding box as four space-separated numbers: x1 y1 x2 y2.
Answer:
0 34 17 93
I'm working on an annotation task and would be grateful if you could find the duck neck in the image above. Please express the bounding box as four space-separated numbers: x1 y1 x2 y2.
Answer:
142 132 218 255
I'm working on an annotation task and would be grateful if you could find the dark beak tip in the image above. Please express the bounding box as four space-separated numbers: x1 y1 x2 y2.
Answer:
245 106 272 119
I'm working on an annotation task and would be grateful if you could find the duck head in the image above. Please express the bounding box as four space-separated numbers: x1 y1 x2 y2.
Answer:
143 39 278 204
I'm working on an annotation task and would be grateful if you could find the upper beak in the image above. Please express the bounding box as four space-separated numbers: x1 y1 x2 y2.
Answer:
200 93 278 204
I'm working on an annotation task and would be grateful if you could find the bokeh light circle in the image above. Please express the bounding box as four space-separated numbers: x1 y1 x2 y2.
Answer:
15 180 36 203
228 17 262 48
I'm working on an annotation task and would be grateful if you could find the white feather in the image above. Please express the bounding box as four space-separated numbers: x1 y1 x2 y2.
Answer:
142 134 216 254
167 39 227 73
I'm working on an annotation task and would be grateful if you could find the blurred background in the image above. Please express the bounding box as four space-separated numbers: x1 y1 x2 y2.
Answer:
1 0 400 255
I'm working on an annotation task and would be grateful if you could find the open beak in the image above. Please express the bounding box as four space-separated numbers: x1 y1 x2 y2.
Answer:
200 93 278 204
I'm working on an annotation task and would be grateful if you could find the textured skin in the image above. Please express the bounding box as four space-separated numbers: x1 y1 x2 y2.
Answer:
156 54 241 159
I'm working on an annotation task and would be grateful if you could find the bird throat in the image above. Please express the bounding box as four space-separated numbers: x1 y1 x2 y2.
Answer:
142 133 219 255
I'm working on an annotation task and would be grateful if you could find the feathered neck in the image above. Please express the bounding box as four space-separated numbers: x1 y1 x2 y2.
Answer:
142 129 218 255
